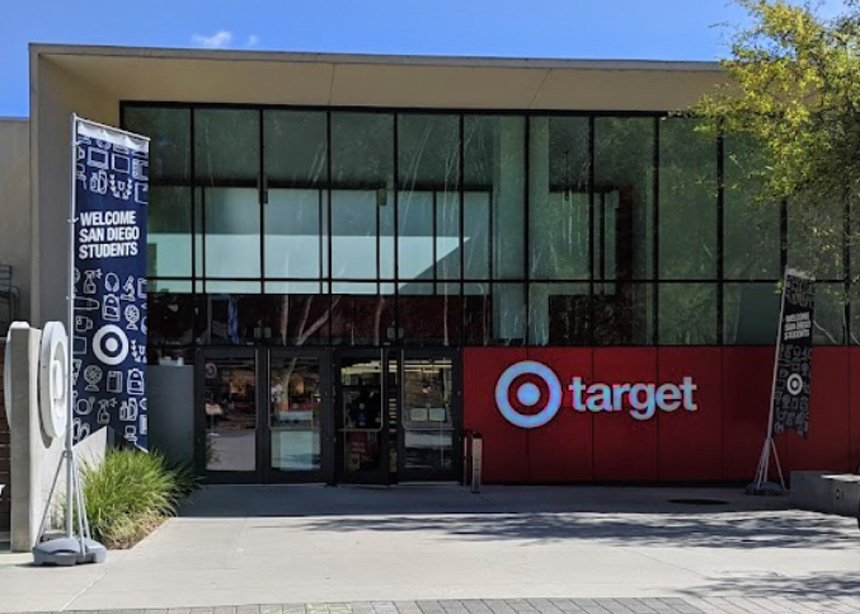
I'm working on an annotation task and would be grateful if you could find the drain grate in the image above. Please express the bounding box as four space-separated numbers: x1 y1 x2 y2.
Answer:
667 498 729 506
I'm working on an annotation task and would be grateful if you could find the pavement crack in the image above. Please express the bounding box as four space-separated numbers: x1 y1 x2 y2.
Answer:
59 568 106 611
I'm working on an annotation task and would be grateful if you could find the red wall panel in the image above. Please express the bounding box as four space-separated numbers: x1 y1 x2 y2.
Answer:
592 348 658 481
526 348 594 481
851 348 860 472
462 348 529 482
461 346 853 484
782 348 851 474
721 347 774 481
657 348 723 481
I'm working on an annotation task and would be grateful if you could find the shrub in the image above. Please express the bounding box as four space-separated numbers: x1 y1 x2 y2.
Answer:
78 448 197 548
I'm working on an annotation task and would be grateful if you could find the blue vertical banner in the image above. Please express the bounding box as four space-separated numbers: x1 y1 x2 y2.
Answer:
72 117 150 448
770 268 815 439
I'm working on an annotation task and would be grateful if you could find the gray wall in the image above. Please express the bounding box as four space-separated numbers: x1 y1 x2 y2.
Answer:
148 365 195 466
0 118 31 329
31 55 118 326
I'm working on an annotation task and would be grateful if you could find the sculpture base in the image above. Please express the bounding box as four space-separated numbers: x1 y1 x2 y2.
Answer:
32 537 107 566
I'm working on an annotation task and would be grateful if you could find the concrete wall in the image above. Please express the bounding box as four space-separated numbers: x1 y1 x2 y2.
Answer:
30 53 118 326
0 342 9 533
0 119 30 331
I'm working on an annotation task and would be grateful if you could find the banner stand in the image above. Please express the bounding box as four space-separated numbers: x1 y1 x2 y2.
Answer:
33 114 107 565
747 267 814 496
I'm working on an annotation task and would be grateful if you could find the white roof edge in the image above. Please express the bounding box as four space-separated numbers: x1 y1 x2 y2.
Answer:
30 43 723 72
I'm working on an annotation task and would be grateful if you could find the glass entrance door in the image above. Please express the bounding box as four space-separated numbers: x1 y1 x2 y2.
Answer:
399 351 461 481
335 351 393 484
333 348 461 484
197 348 333 483
198 349 260 482
266 350 333 483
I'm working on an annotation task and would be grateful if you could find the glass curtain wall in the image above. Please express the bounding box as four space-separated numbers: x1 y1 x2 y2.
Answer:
124 104 853 351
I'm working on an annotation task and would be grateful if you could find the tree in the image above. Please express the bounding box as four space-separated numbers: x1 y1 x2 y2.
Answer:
696 0 860 280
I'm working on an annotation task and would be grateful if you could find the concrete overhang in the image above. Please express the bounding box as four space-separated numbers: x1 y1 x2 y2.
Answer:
30 44 725 112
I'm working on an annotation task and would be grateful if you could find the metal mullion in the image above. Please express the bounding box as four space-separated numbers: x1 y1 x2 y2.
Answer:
189 107 198 342
844 185 851 345
458 114 465 348
524 117 531 342
124 100 673 119
780 198 788 273
377 185 381 296
717 129 725 345
259 109 265 295
433 191 438 287
588 116 595 346
599 193 606 280
653 117 660 345
326 110 333 344
393 114 400 343
318 190 324 295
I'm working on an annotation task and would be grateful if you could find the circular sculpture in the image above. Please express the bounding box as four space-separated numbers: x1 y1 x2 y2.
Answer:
39 321 70 439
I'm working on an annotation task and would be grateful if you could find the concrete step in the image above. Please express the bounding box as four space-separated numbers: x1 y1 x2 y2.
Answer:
790 470 860 517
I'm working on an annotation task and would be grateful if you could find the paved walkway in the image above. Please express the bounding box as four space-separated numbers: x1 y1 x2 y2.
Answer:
2 485 860 612
10 597 860 614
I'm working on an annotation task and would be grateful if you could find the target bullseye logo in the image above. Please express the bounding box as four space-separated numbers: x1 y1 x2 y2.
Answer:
93 324 129 366
786 373 804 396
495 360 562 429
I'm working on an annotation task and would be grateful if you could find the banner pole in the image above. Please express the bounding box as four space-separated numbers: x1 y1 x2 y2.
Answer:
66 113 78 541
749 267 788 494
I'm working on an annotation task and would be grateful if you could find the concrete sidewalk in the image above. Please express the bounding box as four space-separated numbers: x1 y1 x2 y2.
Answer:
1 485 859 612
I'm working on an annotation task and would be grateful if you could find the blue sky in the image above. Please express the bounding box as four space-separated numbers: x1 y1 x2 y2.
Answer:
0 0 848 117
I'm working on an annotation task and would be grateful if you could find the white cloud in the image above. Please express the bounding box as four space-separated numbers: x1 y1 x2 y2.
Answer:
191 30 233 49
246 34 260 47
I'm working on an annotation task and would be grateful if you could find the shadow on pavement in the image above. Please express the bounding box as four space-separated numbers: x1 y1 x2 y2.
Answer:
295 510 858 549
176 484 859 550
683 572 860 598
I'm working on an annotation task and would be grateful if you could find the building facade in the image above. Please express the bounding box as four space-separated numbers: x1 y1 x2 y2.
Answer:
25 45 860 485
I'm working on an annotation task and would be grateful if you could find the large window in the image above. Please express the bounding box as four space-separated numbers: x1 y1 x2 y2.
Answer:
125 104 853 349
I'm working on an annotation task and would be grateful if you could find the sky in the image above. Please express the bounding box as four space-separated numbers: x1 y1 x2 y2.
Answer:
0 0 850 118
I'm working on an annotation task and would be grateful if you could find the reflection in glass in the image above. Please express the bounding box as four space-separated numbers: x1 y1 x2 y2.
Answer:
399 282 461 346
196 109 261 286
200 188 261 281
814 283 846 345
148 187 192 278
594 117 654 280
124 106 190 181
723 283 780 344
723 136 780 280
528 283 590 345
203 356 256 472
402 358 454 472
270 356 322 471
529 117 590 280
593 283 654 345
659 118 717 279
464 116 525 280
258 291 330 346
330 286 395 346
398 115 461 283
265 190 324 279
659 283 717 344
331 113 394 281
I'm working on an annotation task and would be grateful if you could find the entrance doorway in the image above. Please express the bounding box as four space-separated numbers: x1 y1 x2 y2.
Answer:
196 348 461 484
196 348 332 483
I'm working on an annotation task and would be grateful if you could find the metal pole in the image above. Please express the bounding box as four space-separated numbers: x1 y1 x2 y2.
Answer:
471 435 482 494
65 114 78 540
756 267 789 491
